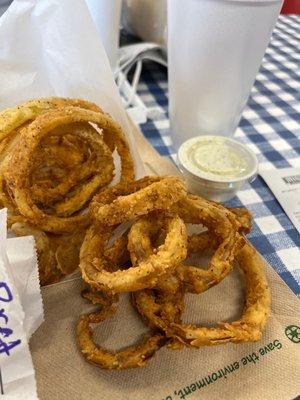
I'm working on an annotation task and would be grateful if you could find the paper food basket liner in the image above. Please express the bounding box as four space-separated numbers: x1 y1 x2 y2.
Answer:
30 121 300 400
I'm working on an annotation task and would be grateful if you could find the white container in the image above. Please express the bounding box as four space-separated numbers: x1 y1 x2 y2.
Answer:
85 0 122 70
178 135 258 202
0 0 11 16
168 0 283 150
122 0 167 46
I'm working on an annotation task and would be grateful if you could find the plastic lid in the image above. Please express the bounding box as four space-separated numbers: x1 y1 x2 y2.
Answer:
178 135 258 183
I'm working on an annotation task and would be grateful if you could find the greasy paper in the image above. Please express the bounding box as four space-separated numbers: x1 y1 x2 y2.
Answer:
30 125 300 400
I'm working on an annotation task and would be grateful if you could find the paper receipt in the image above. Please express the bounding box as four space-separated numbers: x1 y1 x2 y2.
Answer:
260 167 300 234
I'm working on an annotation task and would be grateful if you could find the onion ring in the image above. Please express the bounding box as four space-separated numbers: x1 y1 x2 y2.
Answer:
90 176 187 226
168 241 271 346
77 305 167 370
80 214 187 293
0 97 102 142
132 236 270 346
6 106 134 233
77 253 167 370
169 195 245 293
129 205 250 340
130 205 251 296
0 98 103 214
30 122 114 207
31 135 88 174
230 207 252 233
53 175 112 217
129 197 244 295
128 215 187 350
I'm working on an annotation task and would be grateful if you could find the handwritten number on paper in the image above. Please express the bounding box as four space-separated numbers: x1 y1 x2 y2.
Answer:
0 281 21 360
0 278 22 394
0 310 8 325
0 327 13 338
0 338 21 356
0 283 13 303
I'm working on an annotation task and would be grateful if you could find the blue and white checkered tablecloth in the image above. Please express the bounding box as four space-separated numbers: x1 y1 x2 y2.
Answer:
135 15 300 297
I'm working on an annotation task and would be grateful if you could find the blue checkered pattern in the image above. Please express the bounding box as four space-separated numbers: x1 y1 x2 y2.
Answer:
136 15 300 297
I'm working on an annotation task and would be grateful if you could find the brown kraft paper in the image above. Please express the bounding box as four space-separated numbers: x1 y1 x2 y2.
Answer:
30 120 300 400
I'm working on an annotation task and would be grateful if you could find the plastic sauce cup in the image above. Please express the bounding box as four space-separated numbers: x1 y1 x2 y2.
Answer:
178 135 258 202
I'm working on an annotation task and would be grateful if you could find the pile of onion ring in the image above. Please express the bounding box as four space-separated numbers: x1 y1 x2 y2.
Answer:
0 97 270 370
0 97 134 284
77 176 271 370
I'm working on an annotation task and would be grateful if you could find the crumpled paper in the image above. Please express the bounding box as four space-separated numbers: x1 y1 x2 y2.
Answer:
0 209 41 399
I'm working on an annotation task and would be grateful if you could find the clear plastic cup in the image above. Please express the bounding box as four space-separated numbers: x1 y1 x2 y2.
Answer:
168 0 283 150
85 0 122 70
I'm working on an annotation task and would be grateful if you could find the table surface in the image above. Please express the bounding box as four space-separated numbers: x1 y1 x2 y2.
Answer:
135 15 300 297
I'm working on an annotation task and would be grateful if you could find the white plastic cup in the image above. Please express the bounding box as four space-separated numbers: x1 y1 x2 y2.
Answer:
168 0 283 150
0 0 12 16
85 0 122 70
122 0 167 46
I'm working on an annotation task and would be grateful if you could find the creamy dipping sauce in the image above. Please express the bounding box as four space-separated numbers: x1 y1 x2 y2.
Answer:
178 136 257 182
